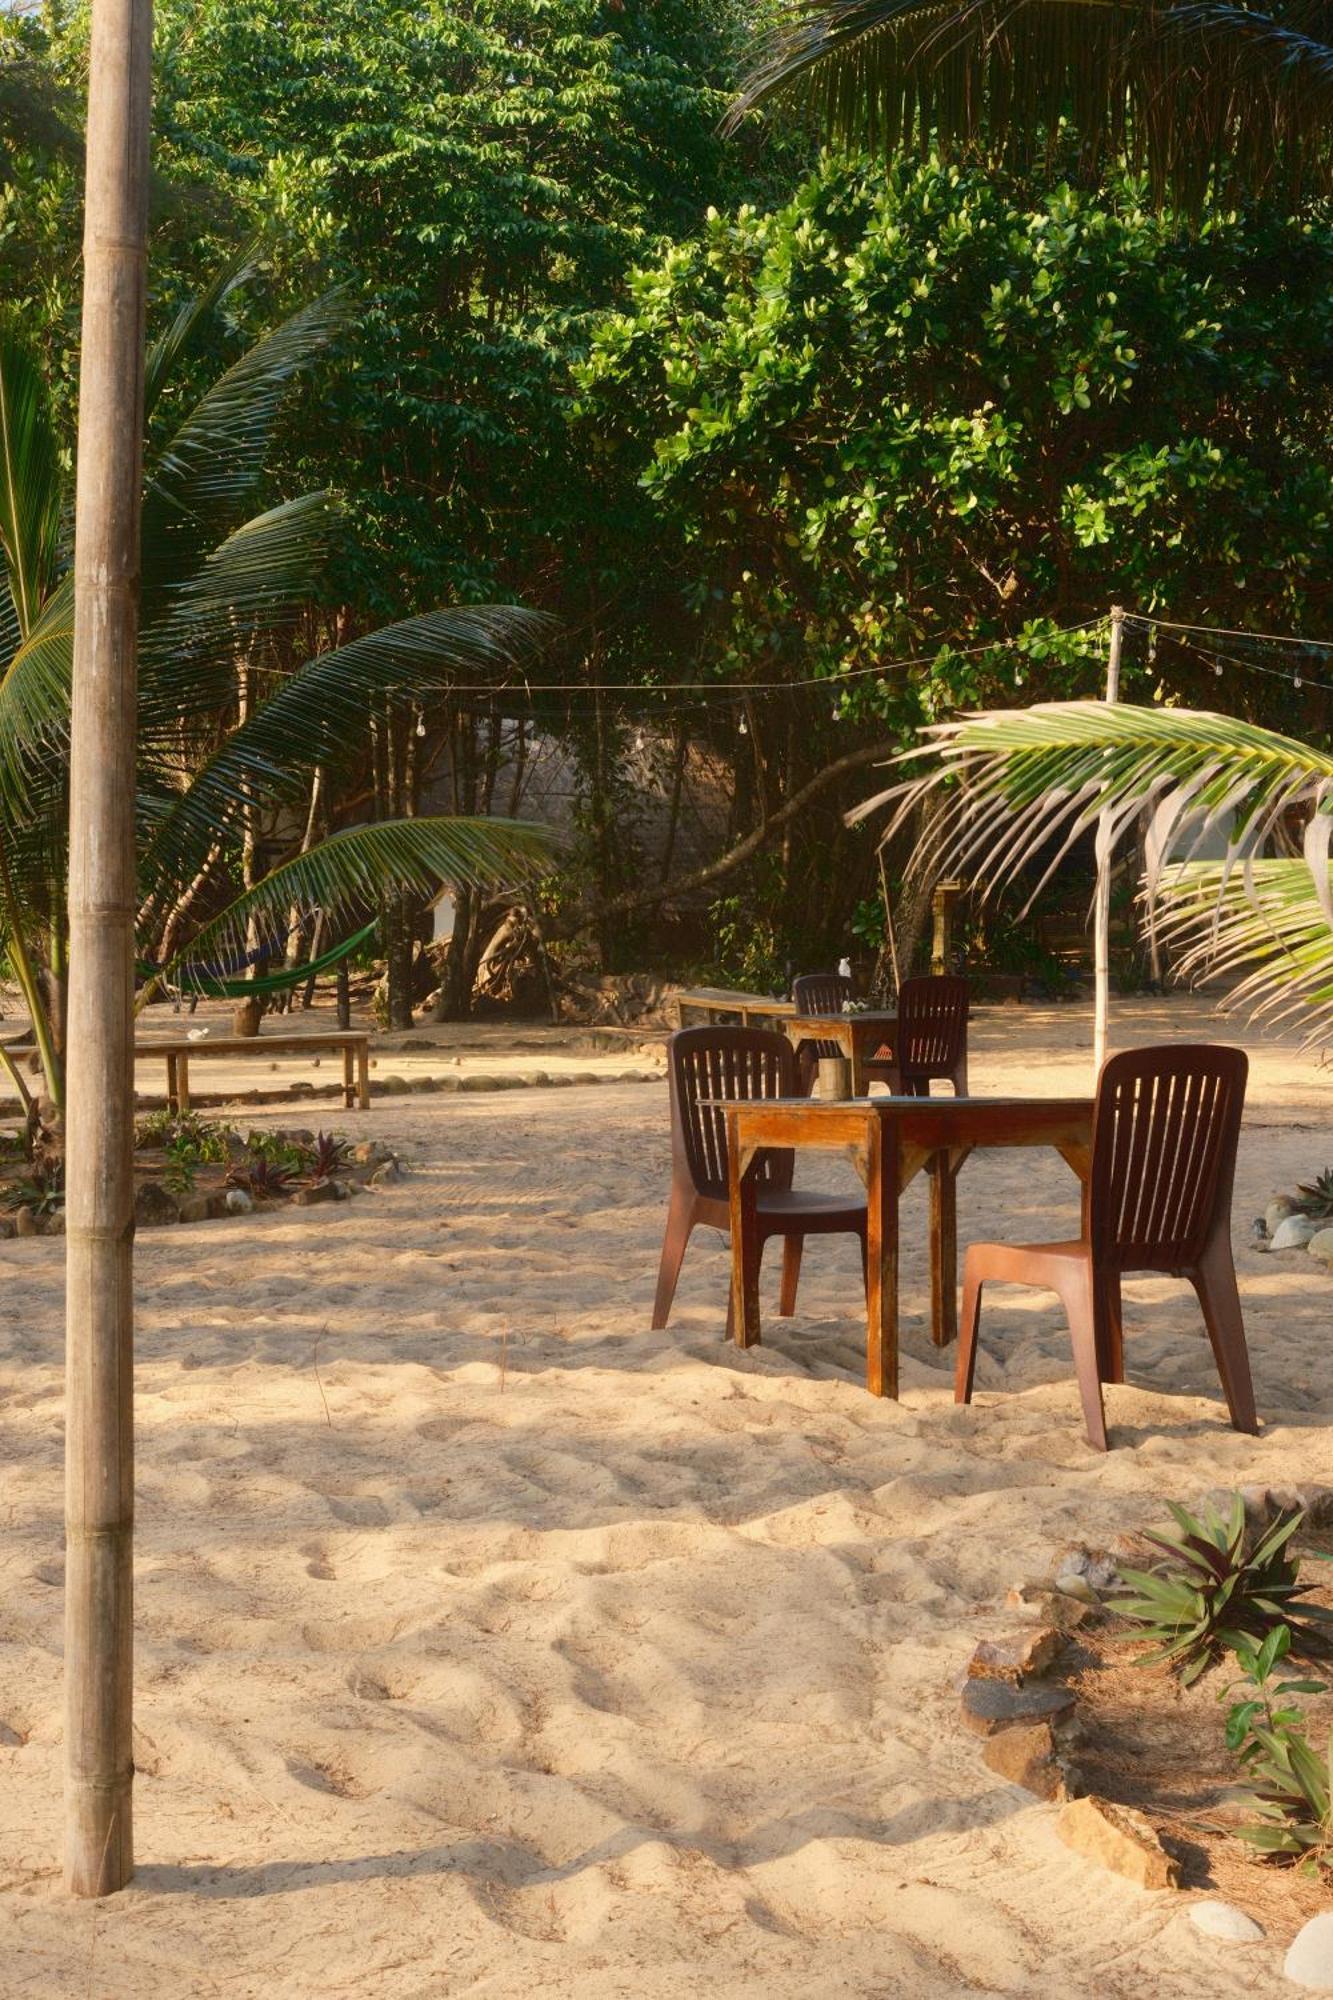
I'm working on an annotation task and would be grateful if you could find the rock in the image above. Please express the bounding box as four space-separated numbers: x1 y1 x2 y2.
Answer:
1285 1913 1333 1989
276 1128 315 1146
1188 1900 1263 1943
458 1075 501 1092
13 1205 37 1237
1271 1213 1321 1252
45 1209 64 1236
376 1074 410 1095
1004 1584 1091 1632
1056 1796 1179 1891
516 1072 550 1088
981 1720 1068 1800
178 1192 230 1224
570 1072 602 1086
1309 1227 1333 1263
351 1140 393 1167
1267 1195 1298 1234
969 1629 1065 1682
294 1180 339 1207
960 1677 1076 1738
224 1187 254 1215
0 1215 15 1240
370 1159 404 1187
134 1182 179 1228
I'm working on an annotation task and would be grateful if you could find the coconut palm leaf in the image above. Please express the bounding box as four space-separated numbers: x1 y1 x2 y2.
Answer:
730 0 1333 208
0 331 60 639
854 698 1333 1041
167 814 558 977
136 603 558 895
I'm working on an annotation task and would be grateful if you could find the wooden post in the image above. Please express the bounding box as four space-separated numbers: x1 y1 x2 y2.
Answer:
1092 606 1124 1081
64 0 153 1899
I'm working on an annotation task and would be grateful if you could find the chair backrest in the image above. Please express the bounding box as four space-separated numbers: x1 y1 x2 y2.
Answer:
897 976 969 1078
1090 1043 1248 1271
791 972 852 1063
668 1025 796 1199
792 972 852 1018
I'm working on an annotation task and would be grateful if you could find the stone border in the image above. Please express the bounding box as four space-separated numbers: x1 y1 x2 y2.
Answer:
963 1493 1333 1973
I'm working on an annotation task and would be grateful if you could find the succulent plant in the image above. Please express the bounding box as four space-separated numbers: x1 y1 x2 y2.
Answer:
309 1131 352 1183
1114 1497 1333 1686
225 1156 292 1201
1294 1168 1333 1220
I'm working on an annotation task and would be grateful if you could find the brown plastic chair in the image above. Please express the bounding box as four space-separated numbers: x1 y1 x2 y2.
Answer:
791 972 896 1093
955 1043 1257 1451
882 975 970 1096
652 1024 867 1332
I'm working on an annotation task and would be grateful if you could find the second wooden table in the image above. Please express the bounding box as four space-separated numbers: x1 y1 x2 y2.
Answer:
726 1094 1093 1397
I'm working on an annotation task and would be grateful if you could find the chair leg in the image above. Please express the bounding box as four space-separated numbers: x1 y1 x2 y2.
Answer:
1099 1272 1125 1385
955 1257 984 1404
778 1234 803 1316
652 1188 695 1330
1057 1263 1109 1453
1191 1238 1259 1436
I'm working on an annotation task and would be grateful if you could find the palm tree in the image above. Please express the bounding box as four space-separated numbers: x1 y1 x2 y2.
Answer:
853 698 1333 1044
730 2 1333 208
0 274 556 1108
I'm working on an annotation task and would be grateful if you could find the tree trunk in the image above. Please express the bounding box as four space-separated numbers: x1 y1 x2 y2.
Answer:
64 0 151 1900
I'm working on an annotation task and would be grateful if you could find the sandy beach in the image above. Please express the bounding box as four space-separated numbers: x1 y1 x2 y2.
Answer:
2 995 1331 1998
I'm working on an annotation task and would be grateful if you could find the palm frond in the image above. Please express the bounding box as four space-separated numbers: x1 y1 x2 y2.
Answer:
729 0 1333 207
0 331 60 638
1155 858 1333 1046
137 492 338 732
143 247 260 421
140 288 348 605
167 815 558 976
855 698 1333 1043
137 604 558 897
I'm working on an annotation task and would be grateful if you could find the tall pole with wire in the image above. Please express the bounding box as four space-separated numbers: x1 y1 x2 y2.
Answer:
65 0 152 1897
1092 605 1124 1081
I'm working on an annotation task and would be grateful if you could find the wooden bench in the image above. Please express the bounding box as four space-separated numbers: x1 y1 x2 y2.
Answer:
0 1029 372 1113
674 987 795 1030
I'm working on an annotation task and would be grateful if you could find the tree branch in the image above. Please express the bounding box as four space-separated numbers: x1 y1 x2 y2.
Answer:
545 736 898 942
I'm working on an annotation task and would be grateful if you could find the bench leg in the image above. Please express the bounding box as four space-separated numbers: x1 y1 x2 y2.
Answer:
343 1044 354 1111
177 1055 190 1115
357 1042 370 1111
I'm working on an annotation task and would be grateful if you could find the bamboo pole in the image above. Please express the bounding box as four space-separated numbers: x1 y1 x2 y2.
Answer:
1092 606 1125 1082
64 0 153 1899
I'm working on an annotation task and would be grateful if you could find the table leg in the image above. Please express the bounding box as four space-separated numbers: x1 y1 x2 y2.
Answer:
863 1114 899 1397
165 1053 178 1115
727 1132 763 1350
848 1023 867 1097
177 1054 190 1114
343 1043 354 1111
357 1041 370 1111
929 1153 959 1346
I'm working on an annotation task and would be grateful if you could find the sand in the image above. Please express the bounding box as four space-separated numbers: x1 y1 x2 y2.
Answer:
1 995 1329 1998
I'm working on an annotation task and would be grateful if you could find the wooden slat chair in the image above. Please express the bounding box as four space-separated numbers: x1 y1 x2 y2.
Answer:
883 975 970 1097
955 1043 1258 1451
652 1025 868 1332
791 972 897 1093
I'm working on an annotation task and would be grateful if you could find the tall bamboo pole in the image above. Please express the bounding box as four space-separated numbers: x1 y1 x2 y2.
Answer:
64 0 153 1899
1092 605 1125 1082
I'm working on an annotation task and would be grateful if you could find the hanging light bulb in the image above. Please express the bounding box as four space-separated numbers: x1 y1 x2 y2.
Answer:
415 713 427 738
738 713 748 736
1294 673 1303 690
1214 661 1223 677
633 729 646 754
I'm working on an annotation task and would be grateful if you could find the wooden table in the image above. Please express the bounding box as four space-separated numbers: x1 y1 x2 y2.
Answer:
675 987 795 1029
3 1030 373 1113
781 1010 898 1095
726 1094 1094 1398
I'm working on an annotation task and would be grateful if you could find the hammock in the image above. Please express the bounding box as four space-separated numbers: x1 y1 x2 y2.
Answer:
140 919 378 1000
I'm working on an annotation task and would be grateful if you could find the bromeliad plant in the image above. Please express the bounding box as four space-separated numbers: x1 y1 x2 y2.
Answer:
1115 1498 1333 1685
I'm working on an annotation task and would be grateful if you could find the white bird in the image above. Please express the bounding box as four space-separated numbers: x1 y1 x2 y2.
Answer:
186 1028 210 1042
